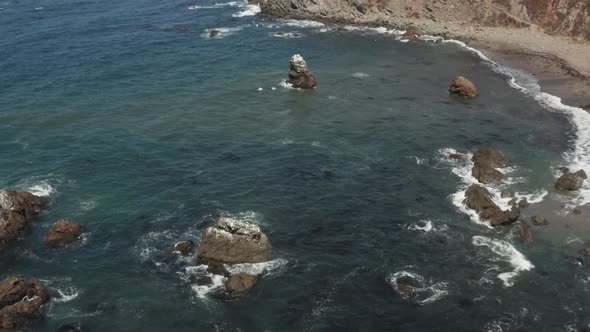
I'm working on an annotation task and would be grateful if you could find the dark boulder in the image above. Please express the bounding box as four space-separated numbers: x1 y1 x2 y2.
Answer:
449 76 478 99
449 153 465 160
0 191 49 249
174 241 195 256
57 323 85 332
518 198 529 208
206 260 230 277
46 220 85 248
471 148 508 169
555 169 587 191
559 166 570 174
580 104 590 110
463 184 520 226
472 163 505 184
0 277 49 330
209 29 220 38
197 218 272 264
287 54 317 89
225 273 258 293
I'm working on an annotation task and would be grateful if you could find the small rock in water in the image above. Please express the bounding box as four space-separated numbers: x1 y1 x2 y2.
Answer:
57 323 85 332
196 276 213 286
471 148 508 168
287 54 318 89
555 169 587 191
573 208 583 215
337 26 349 32
580 104 590 110
206 260 230 277
518 198 529 208
396 283 413 299
0 277 50 330
501 190 514 198
508 197 518 206
472 163 505 184
209 29 220 38
174 240 195 256
578 248 590 256
449 153 465 160
225 273 258 293
559 166 570 174
46 220 85 248
196 218 272 264
531 216 549 226
520 220 533 244
463 184 519 226
449 76 478 99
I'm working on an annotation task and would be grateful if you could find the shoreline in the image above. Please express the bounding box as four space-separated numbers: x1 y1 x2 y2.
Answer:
258 7 590 108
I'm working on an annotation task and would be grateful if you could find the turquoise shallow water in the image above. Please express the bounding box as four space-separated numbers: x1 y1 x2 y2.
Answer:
2 0 590 331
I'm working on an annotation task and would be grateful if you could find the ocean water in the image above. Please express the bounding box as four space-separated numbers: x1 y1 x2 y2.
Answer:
2 0 590 331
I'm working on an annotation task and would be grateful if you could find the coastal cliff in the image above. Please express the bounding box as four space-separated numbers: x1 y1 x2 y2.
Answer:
260 0 590 41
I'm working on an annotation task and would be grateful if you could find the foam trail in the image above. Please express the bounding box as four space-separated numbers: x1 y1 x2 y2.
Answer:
472 236 533 287
232 3 260 17
225 258 288 275
27 182 55 196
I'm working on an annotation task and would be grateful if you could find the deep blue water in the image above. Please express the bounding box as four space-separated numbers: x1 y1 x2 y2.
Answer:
2 0 590 331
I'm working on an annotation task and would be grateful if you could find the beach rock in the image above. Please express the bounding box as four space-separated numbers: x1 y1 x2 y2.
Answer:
531 216 549 226
225 273 257 293
287 54 317 89
197 218 272 264
578 248 590 256
174 241 195 256
581 104 590 110
46 220 85 248
463 184 519 226
501 190 514 198
0 191 49 249
402 28 419 41
559 166 570 174
472 148 508 168
0 277 49 330
472 163 505 184
337 26 349 32
449 76 478 99
555 169 587 191
518 198 529 208
209 29 220 38
206 260 230 277
520 220 533 243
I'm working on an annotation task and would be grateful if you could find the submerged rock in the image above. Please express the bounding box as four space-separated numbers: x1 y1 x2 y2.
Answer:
449 153 465 160
520 220 533 243
578 248 590 256
209 29 220 38
559 166 570 174
463 184 520 226
396 283 413 299
531 216 549 226
555 169 587 191
57 323 85 332
287 54 317 89
225 273 258 293
196 218 272 264
206 260 230 277
0 277 49 330
501 190 514 198
518 198 529 208
449 76 478 99
174 241 195 256
0 190 49 249
580 104 590 110
46 220 85 248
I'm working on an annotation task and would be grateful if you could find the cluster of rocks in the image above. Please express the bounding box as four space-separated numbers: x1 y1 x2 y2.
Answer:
177 218 273 294
0 190 87 330
0 277 49 330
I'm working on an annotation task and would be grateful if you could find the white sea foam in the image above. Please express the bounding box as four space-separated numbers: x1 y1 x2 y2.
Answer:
387 270 448 304
183 265 227 299
440 38 590 207
225 258 288 276
53 287 79 303
282 19 325 28
80 199 96 211
232 3 260 17
343 25 404 37
351 72 370 79
279 80 294 89
406 219 448 233
27 182 55 196
201 26 246 39
472 236 533 287
271 31 304 39
188 1 242 10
